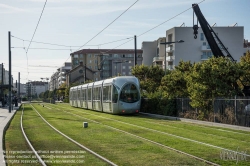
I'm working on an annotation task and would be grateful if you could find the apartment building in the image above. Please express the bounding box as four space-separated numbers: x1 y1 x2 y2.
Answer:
70 49 143 81
142 26 246 70
164 26 245 69
25 81 48 98
50 62 72 91
66 62 95 86
142 37 166 68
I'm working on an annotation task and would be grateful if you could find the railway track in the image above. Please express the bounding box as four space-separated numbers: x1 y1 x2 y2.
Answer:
20 105 46 166
49 104 250 157
29 104 118 166
45 104 221 166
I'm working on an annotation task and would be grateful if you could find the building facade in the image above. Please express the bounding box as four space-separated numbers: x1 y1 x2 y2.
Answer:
66 62 95 86
50 62 72 91
24 81 48 98
164 26 245 69
142 37 168 69
70 49 143 82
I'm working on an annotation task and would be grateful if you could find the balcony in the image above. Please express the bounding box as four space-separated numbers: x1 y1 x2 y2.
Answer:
201 45 211 51
201 54 212 60
167 65 174 70
166 56 174 62
153 57 164 63
166 45 174 53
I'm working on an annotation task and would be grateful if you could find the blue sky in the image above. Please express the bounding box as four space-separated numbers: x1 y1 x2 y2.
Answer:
0 0 249 83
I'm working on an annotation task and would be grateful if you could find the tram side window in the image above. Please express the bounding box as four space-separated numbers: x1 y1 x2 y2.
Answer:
73 91 75 100
74 91 76 100
82 89 86 101
93 87 100 101
112 85 118 103
103 85 111 102
97 87 100 100
88 88 92 101
77 89 81 100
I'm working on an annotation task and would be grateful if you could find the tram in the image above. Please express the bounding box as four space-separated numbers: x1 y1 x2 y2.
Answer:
69 76 141 114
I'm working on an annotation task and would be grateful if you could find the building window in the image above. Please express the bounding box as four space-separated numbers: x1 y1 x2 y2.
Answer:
79 54 83 58
129 66 132 69
200 33 204 41
122 66 126 69
88 54 92 58
207 51 213 57
203 42 206 46
89 60 92 63
122 72 126 75
74 60 79 65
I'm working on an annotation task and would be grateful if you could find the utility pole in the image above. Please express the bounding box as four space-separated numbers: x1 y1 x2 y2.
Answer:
8 31 12 113
1 63 3 102
18 72 20 103
134 35 137 66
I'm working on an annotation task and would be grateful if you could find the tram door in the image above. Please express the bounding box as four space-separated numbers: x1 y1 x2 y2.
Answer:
102 84 112 113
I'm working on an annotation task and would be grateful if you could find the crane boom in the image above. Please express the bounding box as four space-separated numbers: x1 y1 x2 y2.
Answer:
192 3 250 95
192 3 235 61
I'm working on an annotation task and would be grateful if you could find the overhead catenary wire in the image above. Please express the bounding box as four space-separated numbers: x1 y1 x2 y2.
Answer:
138 0 205 37
96 0 205 55
11 36 134 50
26 0 48 54
11 0 206 82
11 35 96 47
11 1 205 53
76 0 139 51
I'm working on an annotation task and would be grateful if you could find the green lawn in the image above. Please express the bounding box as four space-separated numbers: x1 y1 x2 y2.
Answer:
4 103 250 165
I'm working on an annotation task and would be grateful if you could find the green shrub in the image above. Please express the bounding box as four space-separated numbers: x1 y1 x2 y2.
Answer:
140 92 177 116
63 97 69 103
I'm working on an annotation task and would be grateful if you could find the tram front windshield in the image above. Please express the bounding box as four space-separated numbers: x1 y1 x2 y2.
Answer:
119 83 139 103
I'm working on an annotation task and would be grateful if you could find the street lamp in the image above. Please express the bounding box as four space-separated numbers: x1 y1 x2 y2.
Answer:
160 40 184 74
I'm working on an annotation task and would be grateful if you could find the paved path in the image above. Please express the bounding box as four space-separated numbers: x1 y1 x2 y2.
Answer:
0 104 20 166
140 112 250 132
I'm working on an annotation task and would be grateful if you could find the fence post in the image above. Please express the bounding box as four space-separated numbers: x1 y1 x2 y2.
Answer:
234 95 237 125
213 99 215 123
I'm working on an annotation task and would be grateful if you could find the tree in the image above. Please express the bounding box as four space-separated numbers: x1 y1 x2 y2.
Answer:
57 83 67 99
238 50 250 91
186 57 242 108
160 60 192 98
132 65 165 94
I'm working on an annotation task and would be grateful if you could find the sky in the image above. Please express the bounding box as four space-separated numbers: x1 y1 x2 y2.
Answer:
1 0 250 84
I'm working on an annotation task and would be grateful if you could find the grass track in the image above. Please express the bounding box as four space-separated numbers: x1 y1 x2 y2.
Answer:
5 105 110 166
49 103 250 166
31 103 210 166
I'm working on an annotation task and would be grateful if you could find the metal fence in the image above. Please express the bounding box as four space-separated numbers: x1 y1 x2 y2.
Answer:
176 97 250 127
42 99 55 104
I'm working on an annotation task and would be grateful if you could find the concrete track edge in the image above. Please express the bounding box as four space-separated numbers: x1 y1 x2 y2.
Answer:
0 105 20 166
139 112 250 132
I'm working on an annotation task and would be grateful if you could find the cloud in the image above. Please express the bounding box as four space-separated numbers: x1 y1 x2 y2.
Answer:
0 3 27 13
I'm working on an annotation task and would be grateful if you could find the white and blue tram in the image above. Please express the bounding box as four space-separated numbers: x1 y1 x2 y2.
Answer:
69 76 141 114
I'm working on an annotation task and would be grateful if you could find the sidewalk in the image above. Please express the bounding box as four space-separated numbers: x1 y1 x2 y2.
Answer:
0 104 21 166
